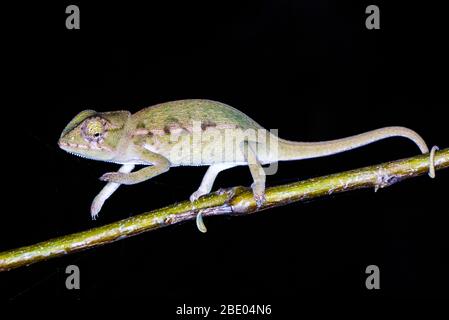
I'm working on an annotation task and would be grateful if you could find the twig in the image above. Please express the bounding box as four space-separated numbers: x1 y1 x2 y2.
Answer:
1 148 448 271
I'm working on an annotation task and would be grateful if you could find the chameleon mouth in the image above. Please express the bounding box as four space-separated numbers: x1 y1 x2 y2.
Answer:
58 139 113 153
58 140 89 150
65 150 88 159
58 141 88 158
58 140 117 163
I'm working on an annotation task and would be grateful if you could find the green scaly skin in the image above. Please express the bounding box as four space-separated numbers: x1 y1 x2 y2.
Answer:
59 99 435 228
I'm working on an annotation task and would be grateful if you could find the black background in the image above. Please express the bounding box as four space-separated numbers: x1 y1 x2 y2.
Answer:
2 0 448 307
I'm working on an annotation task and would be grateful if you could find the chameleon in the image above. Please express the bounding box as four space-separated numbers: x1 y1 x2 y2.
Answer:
58 99 438 232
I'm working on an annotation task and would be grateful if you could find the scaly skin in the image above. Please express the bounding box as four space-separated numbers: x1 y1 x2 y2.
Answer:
58 99 435 230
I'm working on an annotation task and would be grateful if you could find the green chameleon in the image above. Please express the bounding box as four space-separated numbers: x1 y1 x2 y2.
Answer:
58 99 437 232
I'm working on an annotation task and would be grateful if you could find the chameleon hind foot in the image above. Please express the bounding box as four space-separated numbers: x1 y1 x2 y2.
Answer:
251 182 267 208
190 189 207 203
428 146 439 178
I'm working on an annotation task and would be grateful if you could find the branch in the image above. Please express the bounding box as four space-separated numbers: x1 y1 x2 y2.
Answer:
1 148 448 271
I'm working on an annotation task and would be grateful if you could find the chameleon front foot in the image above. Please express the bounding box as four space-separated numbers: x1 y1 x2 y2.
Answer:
90 164 135 220
90 182 118 219
99 172 127 184
90 197 103 220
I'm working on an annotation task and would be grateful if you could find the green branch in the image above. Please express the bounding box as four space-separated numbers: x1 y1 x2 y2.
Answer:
1 148 448 271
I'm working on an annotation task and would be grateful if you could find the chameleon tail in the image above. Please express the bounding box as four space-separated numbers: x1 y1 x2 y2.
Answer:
277 126 437 177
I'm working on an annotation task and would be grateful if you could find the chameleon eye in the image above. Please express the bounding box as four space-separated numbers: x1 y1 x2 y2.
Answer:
81 117 106 142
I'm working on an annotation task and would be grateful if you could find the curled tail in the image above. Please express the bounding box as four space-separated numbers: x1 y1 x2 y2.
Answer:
277 126 429 161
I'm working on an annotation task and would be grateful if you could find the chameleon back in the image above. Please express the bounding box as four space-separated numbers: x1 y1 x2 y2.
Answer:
130 99 266 166
132 99 263 132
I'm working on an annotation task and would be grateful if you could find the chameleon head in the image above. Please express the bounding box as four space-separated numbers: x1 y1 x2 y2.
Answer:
58 110 131 161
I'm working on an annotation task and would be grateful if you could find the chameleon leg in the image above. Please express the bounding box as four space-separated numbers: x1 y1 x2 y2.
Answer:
191 163 238 233
100 149 170 184
190 163 238 202
91 164 135 220
242 141 267 207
